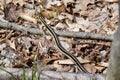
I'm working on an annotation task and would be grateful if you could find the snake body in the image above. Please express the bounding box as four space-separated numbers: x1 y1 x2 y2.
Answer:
38 13 89 73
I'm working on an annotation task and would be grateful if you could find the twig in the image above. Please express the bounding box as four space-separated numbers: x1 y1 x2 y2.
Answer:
0 20 113 41
73 40 111 46
0 30 13 43
0 68 105 80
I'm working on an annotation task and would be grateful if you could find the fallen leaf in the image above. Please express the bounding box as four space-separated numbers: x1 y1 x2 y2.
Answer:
104 0 118 2
95 66 105 72
84 63 96 73
98 29 107 34
54 57 90 65
7 40 16 50
98 62 108 67
4 2 23 22
19 13 37 24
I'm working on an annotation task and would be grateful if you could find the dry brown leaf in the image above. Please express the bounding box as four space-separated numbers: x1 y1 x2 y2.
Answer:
76 18 102 32
62 0 74 6
46 3 65 13
55 22 66 29
67 23 82 32
54 57 90 65
10 0 25 6
13 56 33 68
54 62 63 71
73 0 94 12
80 0 95 7
41 10 54 19
84 63 96 73
1 0 25 7
80 10 89 17
39 0 46 5
95 66 105 72
104 0 118 2
7 40 16 50
110 18 118 30
41 57 58 64
4 2 23 22
98 29 107 34
61 13 73 21
88 8 101 20
103 68 107 74
19 13 37 24
98 62 108 67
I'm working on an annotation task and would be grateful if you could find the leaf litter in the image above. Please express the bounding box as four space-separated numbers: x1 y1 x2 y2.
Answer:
0 0 118 74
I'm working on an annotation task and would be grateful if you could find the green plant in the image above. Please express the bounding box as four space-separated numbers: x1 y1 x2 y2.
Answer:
22 67 27 80
55 8 59 16
31 70 38 80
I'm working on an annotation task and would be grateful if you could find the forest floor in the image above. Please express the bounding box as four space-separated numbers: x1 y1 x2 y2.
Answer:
0 0 118 79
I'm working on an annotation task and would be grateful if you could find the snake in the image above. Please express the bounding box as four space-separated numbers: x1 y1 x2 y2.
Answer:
38 12 89 73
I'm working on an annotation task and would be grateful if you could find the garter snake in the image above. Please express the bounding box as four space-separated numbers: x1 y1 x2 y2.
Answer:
38 13 89 73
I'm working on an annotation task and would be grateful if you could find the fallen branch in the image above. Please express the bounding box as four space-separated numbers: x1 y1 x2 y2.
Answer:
0 67 105 80
0 20 113 41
